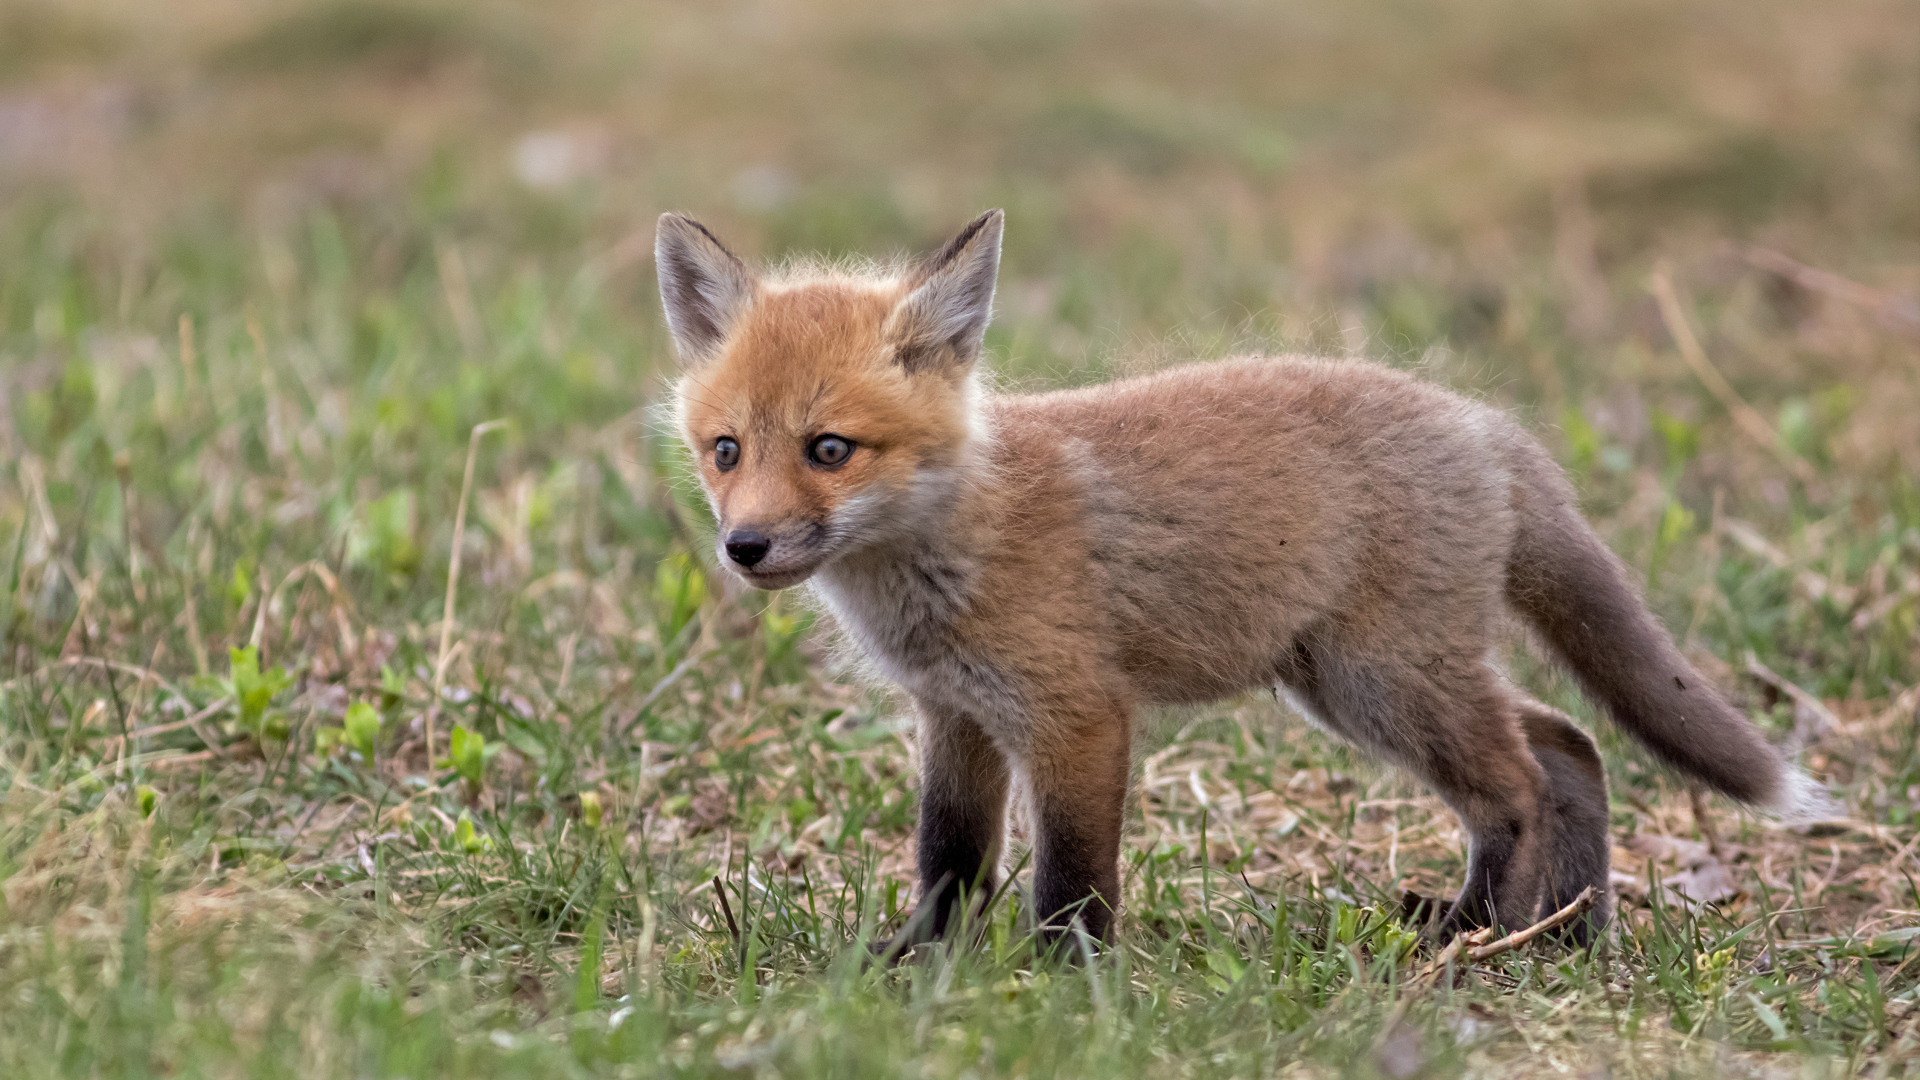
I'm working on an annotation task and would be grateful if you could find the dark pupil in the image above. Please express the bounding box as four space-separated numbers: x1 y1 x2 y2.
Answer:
814 437 848 464
715 439 739 468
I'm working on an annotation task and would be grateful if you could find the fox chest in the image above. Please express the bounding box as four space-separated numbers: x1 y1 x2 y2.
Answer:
811 562 1028 741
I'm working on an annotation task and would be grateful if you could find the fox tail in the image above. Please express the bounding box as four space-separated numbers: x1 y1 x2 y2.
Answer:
1506 459 1834 822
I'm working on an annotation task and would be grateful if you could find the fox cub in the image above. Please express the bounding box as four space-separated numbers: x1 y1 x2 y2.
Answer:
656 210 1826 947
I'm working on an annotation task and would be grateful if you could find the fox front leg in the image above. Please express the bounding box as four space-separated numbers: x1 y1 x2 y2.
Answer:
1024 698 1132 947
891 701 1009 952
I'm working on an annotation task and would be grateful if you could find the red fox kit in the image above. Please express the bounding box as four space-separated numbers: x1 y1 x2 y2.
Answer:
657 210 1828 947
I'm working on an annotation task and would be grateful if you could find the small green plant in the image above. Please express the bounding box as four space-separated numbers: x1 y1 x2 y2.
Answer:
316 701 383 760
654 551 707 647
227 559 255 606
219 646 295 743
344 701 381 756
438 725 499 800
378 664 406 707
346 488 420 581
1694 945 1735 1001
451 813 492 854
761 601 814 681
1651 495 1698 581
1652 410 1700 476
1559 405 1600 473
1328 903 1421 968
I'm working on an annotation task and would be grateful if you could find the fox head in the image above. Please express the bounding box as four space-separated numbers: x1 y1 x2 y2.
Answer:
657 210 1002 589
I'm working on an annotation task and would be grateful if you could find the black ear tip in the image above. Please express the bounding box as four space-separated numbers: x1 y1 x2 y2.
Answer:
657 214 744 263
971 210 1005 249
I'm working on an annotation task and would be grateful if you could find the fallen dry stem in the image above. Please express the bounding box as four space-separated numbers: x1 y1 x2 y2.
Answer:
611 649 707 745
1745 651 1841 753
0 655 182 698
99 696 232 753
1464 886 1600 963
427 419 508 763
1412 927 1492 987
1742 245 1920 333
1407 886 1599 989
1650 264 1819 487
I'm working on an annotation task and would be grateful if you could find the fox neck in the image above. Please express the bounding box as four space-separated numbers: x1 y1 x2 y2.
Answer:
811 400 997 646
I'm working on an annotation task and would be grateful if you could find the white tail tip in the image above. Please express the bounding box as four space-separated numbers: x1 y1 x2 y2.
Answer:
1767 768 1842 825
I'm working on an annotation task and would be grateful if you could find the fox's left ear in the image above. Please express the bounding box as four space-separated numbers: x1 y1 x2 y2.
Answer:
888 209 1003 373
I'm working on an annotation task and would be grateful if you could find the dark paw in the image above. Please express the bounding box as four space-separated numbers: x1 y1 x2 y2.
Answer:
867 905 942 965
1031 924 1104 965
1398 889 1449 934
866 934 918 966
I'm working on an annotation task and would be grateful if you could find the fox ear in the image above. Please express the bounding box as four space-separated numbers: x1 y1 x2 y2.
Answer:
656 213 756 366
889 209 1003 373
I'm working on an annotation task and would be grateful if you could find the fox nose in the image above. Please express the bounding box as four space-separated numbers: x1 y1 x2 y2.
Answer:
724 530 772 568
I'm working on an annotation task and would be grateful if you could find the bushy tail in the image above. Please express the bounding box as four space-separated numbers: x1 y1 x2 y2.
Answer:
1505 461 1832 821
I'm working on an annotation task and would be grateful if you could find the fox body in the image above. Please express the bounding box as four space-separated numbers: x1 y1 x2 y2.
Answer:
657 210 1824 947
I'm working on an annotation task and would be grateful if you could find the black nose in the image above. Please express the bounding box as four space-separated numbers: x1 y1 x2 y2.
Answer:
724 530 771 568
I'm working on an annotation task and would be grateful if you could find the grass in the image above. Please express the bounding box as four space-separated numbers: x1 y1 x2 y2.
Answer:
2 0 1919 1075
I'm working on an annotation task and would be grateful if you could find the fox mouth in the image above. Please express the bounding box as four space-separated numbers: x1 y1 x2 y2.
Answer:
716 521 833 591
735 564 818 590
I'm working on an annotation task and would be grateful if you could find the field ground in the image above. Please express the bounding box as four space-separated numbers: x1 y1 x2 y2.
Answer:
3 0 1920 1075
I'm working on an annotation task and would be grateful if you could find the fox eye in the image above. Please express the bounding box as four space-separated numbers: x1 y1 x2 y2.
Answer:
808 435 853 468
714 437 740 471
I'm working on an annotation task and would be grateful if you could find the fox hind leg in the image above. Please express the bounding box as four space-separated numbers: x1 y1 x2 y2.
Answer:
1286 644 1551 939
1516 699 1612 946
1428 722 1551 941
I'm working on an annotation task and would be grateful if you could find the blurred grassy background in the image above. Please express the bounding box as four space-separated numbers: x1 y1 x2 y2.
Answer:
3 0 1920 1076
5 0 1920 568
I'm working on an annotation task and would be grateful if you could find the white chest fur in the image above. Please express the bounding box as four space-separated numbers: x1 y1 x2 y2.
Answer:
812 550 1028 746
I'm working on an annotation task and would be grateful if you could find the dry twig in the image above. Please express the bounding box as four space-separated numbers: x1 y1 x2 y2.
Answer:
1407 885 1600 988
1650 263 1819 487
1463 886 1601 964
1745 651 1840 754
